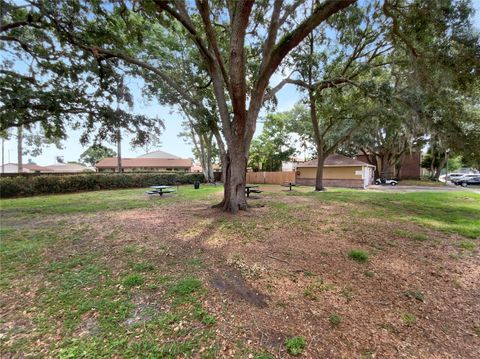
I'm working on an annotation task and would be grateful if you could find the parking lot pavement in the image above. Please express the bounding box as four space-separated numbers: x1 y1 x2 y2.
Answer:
367 185 480 193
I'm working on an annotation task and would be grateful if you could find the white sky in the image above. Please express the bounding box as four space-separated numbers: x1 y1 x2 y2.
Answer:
3 4 480 166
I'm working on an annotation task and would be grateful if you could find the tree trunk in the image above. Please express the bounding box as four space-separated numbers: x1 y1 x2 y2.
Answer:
361 149 379 178
215 143 248 213
379 152 395 178
116 128 122 173
433 153 447 180
17 126 23 173
429 146 436 180
198 134 208 180
206 135 214 182
395 152 406 179
315 149 326 191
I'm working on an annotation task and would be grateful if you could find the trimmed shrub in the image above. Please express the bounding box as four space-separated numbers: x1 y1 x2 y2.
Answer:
0 172 205 198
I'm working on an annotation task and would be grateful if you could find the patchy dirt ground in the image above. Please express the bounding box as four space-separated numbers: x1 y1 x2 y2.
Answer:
115 199 479 357
1 187 479 358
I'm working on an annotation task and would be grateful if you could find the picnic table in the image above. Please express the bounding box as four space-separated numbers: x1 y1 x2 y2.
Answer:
146 185 175 196
245 184 263 198
281 182 296 191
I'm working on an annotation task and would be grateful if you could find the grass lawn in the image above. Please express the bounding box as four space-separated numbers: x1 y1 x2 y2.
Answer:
1 185 479 358
398 179 449 187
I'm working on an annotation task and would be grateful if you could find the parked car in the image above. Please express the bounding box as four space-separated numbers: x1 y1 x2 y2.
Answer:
453 174 480 187
452 174 476 184
375 178 398 186
447 173 470 181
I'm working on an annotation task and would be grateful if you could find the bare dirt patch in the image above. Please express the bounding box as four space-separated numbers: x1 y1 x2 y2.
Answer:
88 192 479 358
2 190 478 358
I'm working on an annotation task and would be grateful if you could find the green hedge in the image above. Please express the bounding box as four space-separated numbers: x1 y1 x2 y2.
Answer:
0 172 205 198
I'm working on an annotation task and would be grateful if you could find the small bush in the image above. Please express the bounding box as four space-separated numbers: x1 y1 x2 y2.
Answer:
254 353 275 359
348 250 369 263
474 325 480 337
133 262 155 272
123 274 145 288
284 336 306 356
168 277 202 296
364 270 374 278
0 172 205 198
329 313 341 326
303 278 333 300
340 286 353 301
412 233 428 241
402 313 416 326
194 306 217 326
404 290 425 302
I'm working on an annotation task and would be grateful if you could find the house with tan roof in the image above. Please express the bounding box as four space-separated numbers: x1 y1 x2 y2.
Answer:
95 150 193 172
45 162 94 173
95 157 192 172
2 163 53 173
295 154 375 188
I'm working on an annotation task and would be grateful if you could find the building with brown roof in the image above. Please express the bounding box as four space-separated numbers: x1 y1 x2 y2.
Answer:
2 163 53 173
95 157 192 172
45 163 94 173
295 154 375 188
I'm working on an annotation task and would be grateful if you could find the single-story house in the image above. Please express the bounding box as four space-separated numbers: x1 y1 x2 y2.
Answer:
45 163 94 173
95 157 193 172
295 154 375 188
1 163 52 173
137 150 182 159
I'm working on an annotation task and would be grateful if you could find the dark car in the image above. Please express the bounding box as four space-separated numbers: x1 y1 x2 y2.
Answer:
454 174 480 187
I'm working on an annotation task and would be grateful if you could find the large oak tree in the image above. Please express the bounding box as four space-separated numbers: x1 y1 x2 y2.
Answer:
8 0 355 212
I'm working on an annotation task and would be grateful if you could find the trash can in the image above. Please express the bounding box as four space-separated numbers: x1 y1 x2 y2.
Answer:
194 181 200 189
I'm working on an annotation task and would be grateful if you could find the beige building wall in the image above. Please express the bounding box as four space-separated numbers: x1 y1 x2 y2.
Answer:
296 166 363 180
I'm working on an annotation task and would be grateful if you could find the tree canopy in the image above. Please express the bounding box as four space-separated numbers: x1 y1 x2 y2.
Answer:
1 0 479 208
248 113 295 172
0 0 164 146
79 144 116 167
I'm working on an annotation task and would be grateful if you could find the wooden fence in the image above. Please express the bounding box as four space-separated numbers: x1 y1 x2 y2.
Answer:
246 171 295 185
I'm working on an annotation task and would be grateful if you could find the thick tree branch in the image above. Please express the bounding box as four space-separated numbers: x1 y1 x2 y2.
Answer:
0 20 35 32
382 0 418 57
156 0 232 143
278 0 303 27
196 0 230 88
228 0 254 133
262 0 356 81
249 0 356 125
260 0 283 73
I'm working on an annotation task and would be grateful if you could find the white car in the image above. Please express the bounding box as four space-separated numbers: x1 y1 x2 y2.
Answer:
375 178 398 186
447 173 471 181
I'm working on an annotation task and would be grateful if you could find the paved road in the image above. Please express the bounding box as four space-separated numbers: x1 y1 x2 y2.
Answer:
367 185 480 193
